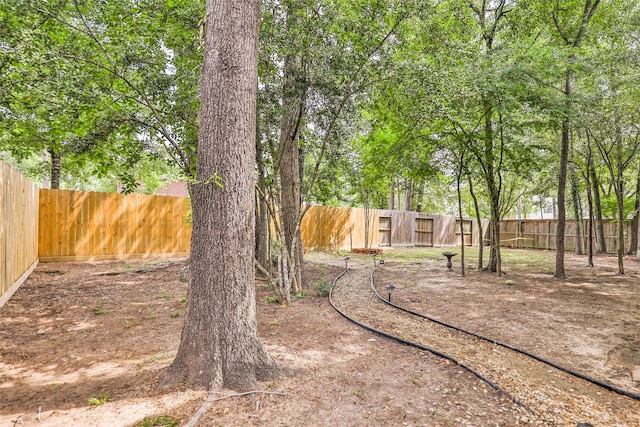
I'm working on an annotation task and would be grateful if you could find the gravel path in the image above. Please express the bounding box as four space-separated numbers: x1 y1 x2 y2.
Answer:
330 266 640 427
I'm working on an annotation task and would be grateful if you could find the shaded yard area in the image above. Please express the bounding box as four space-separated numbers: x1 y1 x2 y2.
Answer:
0 248 638 426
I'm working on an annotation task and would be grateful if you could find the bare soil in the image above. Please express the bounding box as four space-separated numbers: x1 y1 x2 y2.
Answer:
0 248 639 426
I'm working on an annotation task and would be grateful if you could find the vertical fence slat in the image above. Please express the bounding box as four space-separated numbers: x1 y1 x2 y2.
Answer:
1 161 38 308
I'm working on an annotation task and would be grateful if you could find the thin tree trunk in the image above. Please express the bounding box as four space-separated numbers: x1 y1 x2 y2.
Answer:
615 171 625 274
555 76 571 278
627 166 639 255
456 154 465 277
552 0 601 278
416 182 424 212
615 144 625 274
256 140 270 272
467 174 484 270
585 146 595 267
49 148 61 190
278 1 307 295
163 0 288 391
405 178 413 211
482 97 501 276
569 162 583 255
589 154 607 253
389 185 395 210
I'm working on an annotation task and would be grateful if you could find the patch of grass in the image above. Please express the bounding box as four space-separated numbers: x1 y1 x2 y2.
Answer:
264 295 280 304
179 296 187 303
501 248 554 270
271 320 280 326
88 391 111 406
149 353 173 362
92 306 107 315
135 415 180 427
122 318 133 329
170 311 180 318
353 388 364 399
374 247 555 272
294 291 307 299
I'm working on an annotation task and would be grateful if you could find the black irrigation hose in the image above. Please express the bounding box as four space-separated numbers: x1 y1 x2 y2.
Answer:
369 269 640 402
328 267 532 413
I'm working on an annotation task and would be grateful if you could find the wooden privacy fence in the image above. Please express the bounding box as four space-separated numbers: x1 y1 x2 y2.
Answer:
39 193 476 260
377 210 482 247
501 219 633 253
301 207 483 250
0 161 39 308
39 189 192 261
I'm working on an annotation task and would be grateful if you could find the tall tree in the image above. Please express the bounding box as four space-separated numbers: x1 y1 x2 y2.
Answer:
1 0 204 191
551 0 600 278
163 0 287 390
278 0 308 295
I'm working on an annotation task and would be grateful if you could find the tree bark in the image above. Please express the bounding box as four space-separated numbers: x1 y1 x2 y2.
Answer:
555 75 571 278
569 161 583 255
468 173 484 270
416 182 424 212
615 170 625 274
553 0 601 278
482 98 501 275
456 154 465 277
589 154 607 253
388 185 395 210
627 166 639 255
278 1 307 295
163 0 288 391
49 148 61 189
585 146 595 267
404 178 413 211
256 139 270 272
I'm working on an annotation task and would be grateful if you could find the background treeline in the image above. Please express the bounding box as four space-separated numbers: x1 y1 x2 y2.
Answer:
1 0 639 290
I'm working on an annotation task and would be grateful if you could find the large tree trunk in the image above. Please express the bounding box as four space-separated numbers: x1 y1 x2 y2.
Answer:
163 0 287 391
49 148 61 189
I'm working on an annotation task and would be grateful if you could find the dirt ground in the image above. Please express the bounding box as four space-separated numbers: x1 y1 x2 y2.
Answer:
0 248 639 426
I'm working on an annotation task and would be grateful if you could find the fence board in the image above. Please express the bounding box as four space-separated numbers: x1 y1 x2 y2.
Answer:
38 189 192 261
0 161 39 308
300 205 378 250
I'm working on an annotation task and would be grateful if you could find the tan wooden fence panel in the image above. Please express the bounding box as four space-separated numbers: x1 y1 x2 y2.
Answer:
301 206 379 250
377 215 391 246
414 217 433 246
39 189 192 261
0 161 39 308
